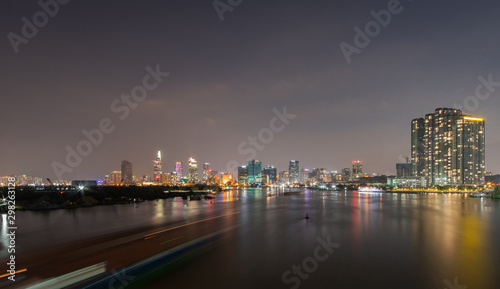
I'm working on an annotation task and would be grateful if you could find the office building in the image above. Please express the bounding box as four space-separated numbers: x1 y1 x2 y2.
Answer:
248 159 262 185
121 160 133 184
188 157 198 183
175 162 183 184
153 151 162 182
279 171 289 184
341 168 351 181
300 168 309 183
352 161 363 179
203 163 210 183
262 165 277 184
111 171 122 185
396 163 412 178
288 160 299 183
188 159 197 181
238 166 249 185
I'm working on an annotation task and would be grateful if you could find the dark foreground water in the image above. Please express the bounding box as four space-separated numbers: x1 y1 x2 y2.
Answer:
3 189 500 288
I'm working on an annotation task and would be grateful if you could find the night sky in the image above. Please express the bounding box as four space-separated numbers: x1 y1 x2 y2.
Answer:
2 0 500 180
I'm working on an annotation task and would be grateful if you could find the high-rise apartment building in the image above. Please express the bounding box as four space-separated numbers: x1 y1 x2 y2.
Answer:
411 118 425 177
289 160 299 183
411 108 485 186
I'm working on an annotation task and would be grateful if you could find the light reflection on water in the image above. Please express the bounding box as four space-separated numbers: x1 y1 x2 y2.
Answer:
147 189 500 289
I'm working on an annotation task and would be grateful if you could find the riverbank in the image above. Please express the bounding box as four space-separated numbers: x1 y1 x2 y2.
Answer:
5 185 221 211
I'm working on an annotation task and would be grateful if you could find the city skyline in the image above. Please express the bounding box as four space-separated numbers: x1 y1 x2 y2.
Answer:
0 114 492 183
2 1 500 180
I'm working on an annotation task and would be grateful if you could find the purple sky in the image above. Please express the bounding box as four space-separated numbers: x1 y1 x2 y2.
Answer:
1 0 500 180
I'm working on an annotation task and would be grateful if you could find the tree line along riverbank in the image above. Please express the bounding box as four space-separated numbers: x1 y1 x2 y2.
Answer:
0 185 221 210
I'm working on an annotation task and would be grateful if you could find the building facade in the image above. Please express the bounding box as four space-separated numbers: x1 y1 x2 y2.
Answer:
248 159 262 185
203 163 210 183
121 160 133 184
352 161 363 179
175 162 183 184
188 157 198 184
289 160 299 183
153 151 162 182
263 165 277 184
396 163 412 178
238 166 249 185
111 171 122 185
411 118 425 177
341 168 351 181
411 108 485 186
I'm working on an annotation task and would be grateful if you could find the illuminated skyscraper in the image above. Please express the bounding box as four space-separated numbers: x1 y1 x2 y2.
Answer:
352 161 363 179
414 108 485 186
279 171 289 184
238 166 249 185
341 168 351 181
175 162 183 184
289 160 299 183
248 159 262 185
121 160 133 184
111 171 122 185
301 168 310 183
262 165 277 184
188 157 198 183
411 118 425 176
153 151 162 182
203 163 210 183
